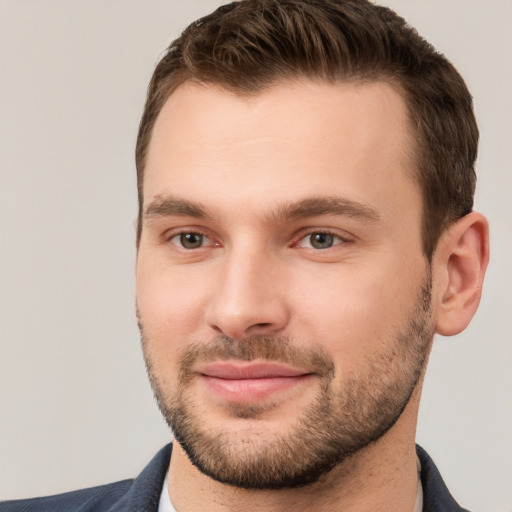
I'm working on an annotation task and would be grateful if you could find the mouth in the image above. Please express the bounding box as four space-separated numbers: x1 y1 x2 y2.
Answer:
195 361 314 402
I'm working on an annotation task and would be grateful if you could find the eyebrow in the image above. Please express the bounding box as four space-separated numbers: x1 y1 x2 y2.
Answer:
268 196 380 223
144 196 213 221
143 195 380 224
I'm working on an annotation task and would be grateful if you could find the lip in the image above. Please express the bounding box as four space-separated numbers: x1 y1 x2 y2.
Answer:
196 362 313 402
198 362 309 379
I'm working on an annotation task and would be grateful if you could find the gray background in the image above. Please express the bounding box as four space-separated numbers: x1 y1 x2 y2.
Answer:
0 1 511 510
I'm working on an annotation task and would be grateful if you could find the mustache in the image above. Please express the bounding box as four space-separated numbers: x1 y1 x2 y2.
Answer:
177 335 336 380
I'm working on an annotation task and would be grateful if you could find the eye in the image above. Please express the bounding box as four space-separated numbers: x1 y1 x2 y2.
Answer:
170 232 211 250
297 232 344 250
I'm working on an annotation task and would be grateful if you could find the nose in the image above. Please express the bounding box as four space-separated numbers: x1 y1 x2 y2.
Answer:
204 247 290 340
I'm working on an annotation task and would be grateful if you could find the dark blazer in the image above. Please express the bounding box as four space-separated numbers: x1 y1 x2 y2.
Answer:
0 444 471 511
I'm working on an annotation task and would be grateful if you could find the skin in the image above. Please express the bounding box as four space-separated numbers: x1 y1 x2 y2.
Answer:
135 80 489 511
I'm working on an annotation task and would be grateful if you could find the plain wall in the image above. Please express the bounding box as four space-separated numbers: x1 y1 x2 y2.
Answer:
0 1 511 510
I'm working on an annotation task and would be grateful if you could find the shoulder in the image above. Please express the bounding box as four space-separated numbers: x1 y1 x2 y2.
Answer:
0 479 134 512
0 444 173 512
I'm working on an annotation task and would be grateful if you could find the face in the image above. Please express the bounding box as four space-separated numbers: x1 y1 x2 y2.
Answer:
136 80 434 489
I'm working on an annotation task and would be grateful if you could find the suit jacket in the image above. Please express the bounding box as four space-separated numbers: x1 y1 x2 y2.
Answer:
0 444 471 511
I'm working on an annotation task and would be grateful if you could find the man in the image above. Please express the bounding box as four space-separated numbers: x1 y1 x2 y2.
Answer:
1 0 489 511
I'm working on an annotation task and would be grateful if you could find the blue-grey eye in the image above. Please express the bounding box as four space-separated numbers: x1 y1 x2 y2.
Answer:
180 233 203 249
309 233 335 249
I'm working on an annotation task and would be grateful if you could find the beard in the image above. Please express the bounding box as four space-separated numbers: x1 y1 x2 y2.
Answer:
139 273 433 490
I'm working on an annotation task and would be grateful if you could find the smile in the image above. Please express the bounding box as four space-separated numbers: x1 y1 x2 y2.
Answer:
196 362 314 401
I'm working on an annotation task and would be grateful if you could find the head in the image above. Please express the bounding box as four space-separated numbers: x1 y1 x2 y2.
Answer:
135 0 488 491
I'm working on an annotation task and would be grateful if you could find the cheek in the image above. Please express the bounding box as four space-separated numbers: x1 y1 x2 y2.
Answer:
136 256 212 350
291 261 423 366
136 273 206 390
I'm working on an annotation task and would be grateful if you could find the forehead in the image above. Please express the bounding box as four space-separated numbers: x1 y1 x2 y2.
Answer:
149 79 413 159
144 79 419 224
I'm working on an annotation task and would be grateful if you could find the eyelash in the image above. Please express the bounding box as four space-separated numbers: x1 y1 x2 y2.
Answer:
294 230 350 250
165 228 351 251
167 230 217 250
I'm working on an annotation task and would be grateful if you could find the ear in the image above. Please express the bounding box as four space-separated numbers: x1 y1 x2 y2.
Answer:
433 212 489 336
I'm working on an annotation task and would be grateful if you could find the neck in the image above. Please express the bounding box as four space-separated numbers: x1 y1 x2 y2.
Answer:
168 389 422 512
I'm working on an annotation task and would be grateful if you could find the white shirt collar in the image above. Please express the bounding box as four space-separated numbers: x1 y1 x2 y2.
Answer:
158 467 177 512
413 456 424 512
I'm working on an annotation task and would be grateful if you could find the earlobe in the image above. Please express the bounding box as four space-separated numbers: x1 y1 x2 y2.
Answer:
434 212 489 336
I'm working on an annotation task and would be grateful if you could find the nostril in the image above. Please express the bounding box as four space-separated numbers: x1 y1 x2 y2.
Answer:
247 322 273 334
205 294 290 340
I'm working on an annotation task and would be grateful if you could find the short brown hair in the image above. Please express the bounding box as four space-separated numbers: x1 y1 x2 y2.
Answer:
136 0 478 258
